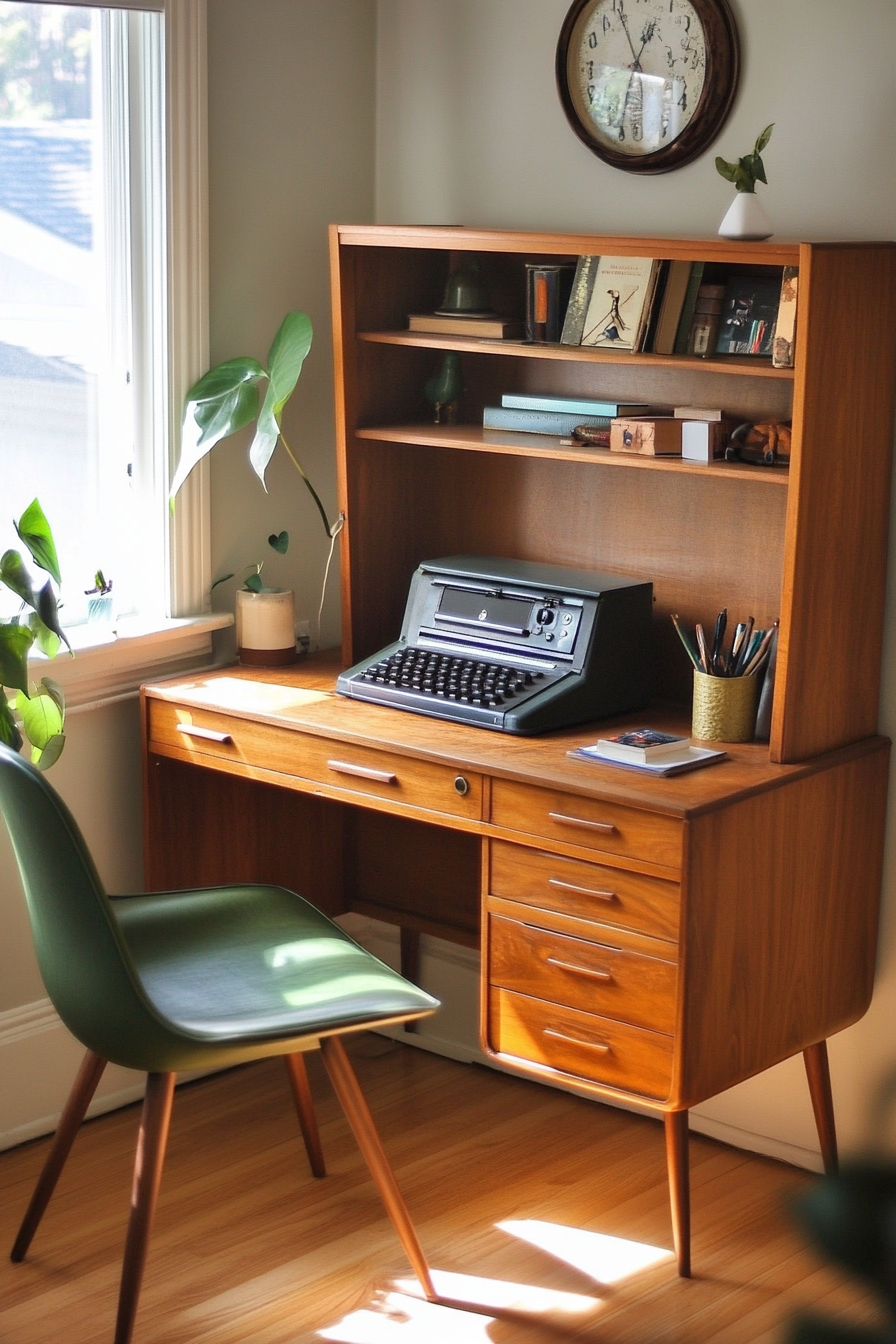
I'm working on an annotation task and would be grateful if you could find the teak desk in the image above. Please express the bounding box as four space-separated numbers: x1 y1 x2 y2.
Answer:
145 226 896 1274
141 656 889 1276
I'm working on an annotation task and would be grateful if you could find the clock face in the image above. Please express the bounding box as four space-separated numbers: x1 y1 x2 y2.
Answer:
557 0 739 174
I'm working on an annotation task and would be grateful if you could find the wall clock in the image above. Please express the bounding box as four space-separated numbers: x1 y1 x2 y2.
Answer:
556 0 740 175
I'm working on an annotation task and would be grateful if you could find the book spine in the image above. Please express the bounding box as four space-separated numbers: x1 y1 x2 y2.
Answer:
560 255 598 345
483 407 611 436
673 261 705 355
525 264 575 343
772 266 798 368
501 393 636 417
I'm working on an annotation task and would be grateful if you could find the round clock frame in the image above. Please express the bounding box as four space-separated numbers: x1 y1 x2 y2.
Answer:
556 0 741 175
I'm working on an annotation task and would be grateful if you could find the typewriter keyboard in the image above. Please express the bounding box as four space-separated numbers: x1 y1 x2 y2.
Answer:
360 648 545 708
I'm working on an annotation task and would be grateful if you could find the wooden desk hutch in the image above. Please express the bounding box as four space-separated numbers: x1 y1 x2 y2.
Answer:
143 226 896 1276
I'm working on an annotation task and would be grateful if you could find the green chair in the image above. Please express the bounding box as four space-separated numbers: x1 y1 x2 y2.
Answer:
0 744 440 1344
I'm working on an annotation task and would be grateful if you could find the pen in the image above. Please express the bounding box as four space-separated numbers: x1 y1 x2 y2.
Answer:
743 622 778 677
711 608 727 675
671 614 702 670
734 617 755 675
695 623 711 674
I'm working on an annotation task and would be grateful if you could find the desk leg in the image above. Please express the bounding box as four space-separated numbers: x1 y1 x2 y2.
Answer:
664 1109 691 1278
401 928 421 1033
804 1041 839 1175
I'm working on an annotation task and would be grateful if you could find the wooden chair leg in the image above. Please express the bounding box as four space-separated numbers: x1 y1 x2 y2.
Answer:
320 1034 437 1301
284 1052 326 1177
804 1040 839 1175
114 1072 176 1344
400 928 421 1033
664 1109 691 1278
11 1048 107 1262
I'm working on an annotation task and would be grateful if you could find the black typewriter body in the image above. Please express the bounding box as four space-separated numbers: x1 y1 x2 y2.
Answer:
336 556 653 735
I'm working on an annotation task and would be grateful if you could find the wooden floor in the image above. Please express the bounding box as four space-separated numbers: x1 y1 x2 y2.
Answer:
0 1037 882 1344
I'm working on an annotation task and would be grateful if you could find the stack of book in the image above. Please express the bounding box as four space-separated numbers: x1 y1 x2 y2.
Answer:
483 392 650 439
407 312 524 339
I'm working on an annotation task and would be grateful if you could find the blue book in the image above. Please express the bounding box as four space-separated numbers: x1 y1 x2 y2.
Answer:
483 406 611 436
500 392 649 417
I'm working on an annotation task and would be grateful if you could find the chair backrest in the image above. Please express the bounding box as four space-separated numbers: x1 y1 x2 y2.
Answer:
0 744 166 1064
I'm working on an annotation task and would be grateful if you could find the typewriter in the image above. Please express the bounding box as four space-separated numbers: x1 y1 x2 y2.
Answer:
336 556 653 735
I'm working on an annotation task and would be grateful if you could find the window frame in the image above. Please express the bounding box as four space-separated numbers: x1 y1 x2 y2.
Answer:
20 0 228 708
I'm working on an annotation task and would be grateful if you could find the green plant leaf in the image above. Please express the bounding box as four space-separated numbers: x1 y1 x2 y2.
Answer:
14 499 61 585
28 612 60 659
0 694 23 752
755 122 774 154
268 531 289 554
170 358 265 501
244 571 263 592
210 572 235 591
0 548 37 608
17 684 64 756
32 732 65 771
0 622 34 693
715 156 738 183
37 677 65 718
35 581 71 652
752 154 767 185
249 312 313 486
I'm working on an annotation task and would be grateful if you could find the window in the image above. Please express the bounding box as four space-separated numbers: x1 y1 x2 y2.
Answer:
0 0 219 699
0 0 167 623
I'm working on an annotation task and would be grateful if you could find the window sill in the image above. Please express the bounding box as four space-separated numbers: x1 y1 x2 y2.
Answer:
29 613 234 711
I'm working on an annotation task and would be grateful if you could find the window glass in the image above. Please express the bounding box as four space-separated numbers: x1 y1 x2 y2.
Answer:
0 1 164 626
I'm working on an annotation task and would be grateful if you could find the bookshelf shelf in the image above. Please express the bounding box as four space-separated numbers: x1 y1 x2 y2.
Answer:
355 422 791 484
358 329 796 381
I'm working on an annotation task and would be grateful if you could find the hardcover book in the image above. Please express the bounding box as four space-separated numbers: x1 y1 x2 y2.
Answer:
501 392 649 418
407 313 523 339
715 277 782 357
580 256 658 351
772 266 799 368
595 728 689 762
568 742 727 775
560 255 599 345
483 407 611 436
653 260 693 355
673 261 705 354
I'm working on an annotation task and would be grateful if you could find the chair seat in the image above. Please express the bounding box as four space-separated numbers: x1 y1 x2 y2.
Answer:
113 885 436 1043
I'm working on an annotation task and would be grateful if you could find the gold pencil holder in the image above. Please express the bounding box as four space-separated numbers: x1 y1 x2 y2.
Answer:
692 670 758 743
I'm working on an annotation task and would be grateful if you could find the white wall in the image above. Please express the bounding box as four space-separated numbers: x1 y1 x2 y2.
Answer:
374 0 896 1166
206 0 376 653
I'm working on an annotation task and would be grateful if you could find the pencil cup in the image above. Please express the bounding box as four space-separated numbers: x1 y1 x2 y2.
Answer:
691 670 758 743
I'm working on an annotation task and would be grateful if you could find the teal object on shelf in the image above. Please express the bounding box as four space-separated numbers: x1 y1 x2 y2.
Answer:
0 743 440 1344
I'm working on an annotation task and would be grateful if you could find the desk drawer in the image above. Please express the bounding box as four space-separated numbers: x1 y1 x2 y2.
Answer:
490 840 680 942
490 780 681 871
489 913 676 1032
147 700 483 822
489 987 673 1101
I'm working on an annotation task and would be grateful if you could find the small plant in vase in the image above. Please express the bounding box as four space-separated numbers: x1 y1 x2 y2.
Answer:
716 123 774 240
212 530 299 665
84 570 114 624
170 312 343 660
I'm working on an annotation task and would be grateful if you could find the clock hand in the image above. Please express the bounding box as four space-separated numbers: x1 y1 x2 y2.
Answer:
633 20 658 67
617 9 642 70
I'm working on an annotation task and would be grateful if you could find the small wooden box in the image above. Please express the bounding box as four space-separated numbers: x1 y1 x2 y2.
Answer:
610 417 682 456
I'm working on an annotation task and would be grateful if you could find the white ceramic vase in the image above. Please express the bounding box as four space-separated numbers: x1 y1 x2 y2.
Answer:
235 588 296 666
718 191 772 241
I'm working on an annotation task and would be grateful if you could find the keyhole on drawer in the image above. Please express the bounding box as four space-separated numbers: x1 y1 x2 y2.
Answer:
454 776 469 796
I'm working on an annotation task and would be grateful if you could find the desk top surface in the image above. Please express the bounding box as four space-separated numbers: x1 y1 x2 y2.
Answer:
142 652 886 821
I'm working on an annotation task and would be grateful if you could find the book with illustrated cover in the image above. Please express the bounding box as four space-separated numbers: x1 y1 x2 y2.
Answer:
715 277 781 357
673 261 705 354
560 255 599 345
484 407 610 436
594 728 689 762
501 392 649 417
772 266 798 368
580 256 658 351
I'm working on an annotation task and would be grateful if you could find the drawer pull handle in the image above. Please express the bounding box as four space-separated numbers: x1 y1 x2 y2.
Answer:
176 724 233 744
546 957 612 983
327 759 398 785
544 1027 610 1054
549 878 616 902
548 812 617 835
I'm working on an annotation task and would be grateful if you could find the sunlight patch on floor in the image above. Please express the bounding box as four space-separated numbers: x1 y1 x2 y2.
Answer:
498 1218 674 1285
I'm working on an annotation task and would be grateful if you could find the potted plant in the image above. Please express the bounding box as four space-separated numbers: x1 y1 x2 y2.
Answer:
716 123 774 240
170 311 343 654
0 499 70 769
84 570 114 624
212 530 299 665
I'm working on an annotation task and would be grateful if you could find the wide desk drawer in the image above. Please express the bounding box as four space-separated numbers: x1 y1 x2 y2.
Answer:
490 779 682 871
490 840 680 942
147 700 483 822
488 913 677 1033
489 987 673 1101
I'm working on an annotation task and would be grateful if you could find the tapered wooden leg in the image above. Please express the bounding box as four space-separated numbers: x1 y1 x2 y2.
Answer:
284 1052 326 1177
664 1109 691 1278
114 1072 175 1344
804 1040 839 1175
11 1049 107 1262
400 928 421 1032
320 1035 436 1301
